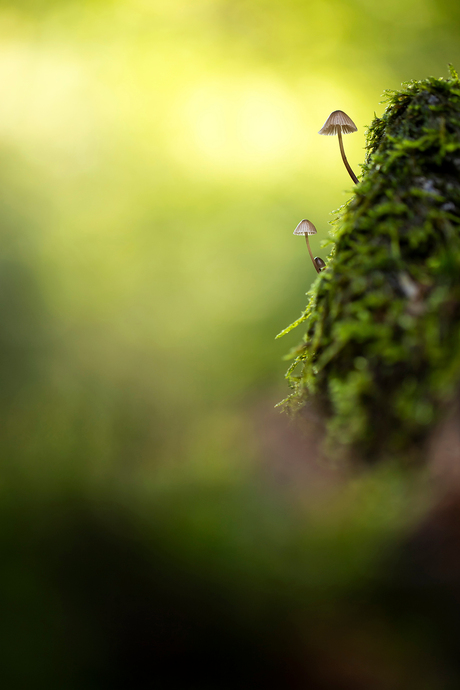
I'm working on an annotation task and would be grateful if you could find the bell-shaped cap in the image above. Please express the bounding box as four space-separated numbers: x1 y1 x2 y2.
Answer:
293 219 317 236
314 257 326 270
318 110 357 136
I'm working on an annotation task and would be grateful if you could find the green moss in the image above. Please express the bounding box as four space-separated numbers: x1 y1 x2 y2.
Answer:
278 68 460 462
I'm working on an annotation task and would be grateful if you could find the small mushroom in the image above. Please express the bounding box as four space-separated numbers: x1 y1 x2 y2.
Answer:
293 219 325 274
318 110 358 184
314 256 326 271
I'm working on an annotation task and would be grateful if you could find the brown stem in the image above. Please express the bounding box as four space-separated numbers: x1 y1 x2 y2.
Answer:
306 235 320 273
338 130 358 184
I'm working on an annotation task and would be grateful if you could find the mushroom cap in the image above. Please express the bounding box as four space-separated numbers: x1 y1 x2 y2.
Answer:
318 110 358 136
293 219 317 235
314 256 326 270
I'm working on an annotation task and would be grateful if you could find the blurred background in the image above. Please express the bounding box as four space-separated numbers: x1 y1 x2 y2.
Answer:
2 1 460 687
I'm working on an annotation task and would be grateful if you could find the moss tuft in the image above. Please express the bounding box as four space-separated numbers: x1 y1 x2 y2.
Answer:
278 71 460 462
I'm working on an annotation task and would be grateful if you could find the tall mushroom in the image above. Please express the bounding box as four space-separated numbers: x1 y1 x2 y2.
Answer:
318 110 358 184
294 219 325 274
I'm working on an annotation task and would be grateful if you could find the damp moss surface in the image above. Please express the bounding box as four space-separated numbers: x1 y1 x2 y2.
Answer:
277 68 460 462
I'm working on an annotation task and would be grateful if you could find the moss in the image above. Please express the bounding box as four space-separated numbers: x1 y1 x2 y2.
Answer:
278 67 460 462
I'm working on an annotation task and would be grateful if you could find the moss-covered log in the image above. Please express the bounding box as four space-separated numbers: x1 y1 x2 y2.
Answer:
278 68 460 462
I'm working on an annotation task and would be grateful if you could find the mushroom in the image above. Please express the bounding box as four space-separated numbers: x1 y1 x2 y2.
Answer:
318 110 358 184
314 256 326 271
293 219 325 274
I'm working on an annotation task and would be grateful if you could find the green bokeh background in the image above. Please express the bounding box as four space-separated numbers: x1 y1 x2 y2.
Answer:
2 2 460 685
2 0 459 484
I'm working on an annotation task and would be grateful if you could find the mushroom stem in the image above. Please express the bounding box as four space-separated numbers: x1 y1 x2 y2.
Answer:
305 235 320 273
337 129 358 184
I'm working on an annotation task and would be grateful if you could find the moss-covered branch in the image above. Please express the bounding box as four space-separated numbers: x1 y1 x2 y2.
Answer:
278 68 460 462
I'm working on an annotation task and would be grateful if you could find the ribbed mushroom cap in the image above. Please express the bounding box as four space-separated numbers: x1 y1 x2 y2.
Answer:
318 110 357 136
293 219 317 235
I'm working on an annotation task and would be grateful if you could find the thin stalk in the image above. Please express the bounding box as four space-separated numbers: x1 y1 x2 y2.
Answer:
338 130 358 184
305 235 320 273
